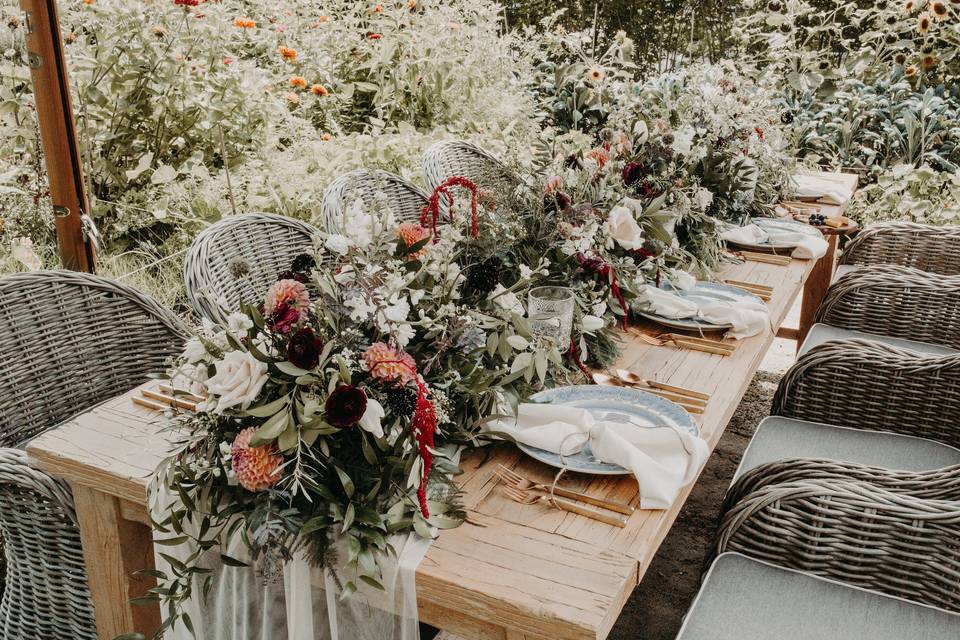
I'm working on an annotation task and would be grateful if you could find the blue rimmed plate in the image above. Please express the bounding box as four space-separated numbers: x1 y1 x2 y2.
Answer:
634 281 762 331
517 385 698 475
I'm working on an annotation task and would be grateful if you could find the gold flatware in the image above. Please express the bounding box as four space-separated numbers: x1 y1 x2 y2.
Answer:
135 388 199 412
738 251 792 266
132 396 171 412
592 373 705 414
501 486 627 528
158 384 205 403
614 370 708 406
723 279 773 301
630 329 734 357
496 465 635 516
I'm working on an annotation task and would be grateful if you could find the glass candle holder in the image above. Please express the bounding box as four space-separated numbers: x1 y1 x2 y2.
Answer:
527 286 575 347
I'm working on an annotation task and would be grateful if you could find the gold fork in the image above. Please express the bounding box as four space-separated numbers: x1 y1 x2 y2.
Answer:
496 465 635 515
501 486 628 527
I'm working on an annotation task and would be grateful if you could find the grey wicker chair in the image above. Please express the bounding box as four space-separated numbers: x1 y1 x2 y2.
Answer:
771 339 960 448
713 479 960 614
320 169 431 233
422 140 523 194
183 213 319 323
811 265 960 351
0 270 189 640
839 221 960 276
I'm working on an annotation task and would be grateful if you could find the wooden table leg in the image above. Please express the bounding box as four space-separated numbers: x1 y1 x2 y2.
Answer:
797 234 839 350
72 485 161 639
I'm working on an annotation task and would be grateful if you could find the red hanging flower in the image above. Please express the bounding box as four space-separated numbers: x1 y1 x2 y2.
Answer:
174 0 199 6
576 253 628 330
420 176 480 239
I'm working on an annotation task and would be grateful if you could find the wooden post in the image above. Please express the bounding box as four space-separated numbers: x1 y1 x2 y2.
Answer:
18 0 95 272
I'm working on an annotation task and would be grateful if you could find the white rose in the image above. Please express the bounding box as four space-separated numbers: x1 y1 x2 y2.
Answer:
325 234 351 256
358 397 385 438
605 204 645 251
205 351 269 413
581 315 605 332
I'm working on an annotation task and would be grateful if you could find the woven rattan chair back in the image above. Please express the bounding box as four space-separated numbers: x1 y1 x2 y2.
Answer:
771 339 960 449
839 222 960 275
321 169 431 233
0 270 189 446
422 140 523 194
715 479 960 612
183 213 319 323
815 265 960 350
0 449 95 639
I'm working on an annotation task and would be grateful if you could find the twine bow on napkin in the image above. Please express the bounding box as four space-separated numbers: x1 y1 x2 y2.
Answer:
487 404 709 510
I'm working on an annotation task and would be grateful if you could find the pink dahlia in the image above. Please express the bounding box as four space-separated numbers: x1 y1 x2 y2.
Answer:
231 427 283 492
363 342 417 385
264 279 310 332
397 221 431 259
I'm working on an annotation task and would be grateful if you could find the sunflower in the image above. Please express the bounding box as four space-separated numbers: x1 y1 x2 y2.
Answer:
918 12 932 32
895 52 908 65
931 1 950 19
922 53 937 68
905 0 915 12
905 64 919 76
585 66 605 83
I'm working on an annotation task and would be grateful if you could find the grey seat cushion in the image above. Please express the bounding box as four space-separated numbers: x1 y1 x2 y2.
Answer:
799 322 960 356
833 263 858 282
735 416 960 480
676 554 960 640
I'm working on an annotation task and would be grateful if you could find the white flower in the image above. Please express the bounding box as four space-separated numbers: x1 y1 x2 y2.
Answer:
394 323 415 347
226 312 253 334
693 188 714 211
182 337 208 364
490 284 524 316
585 66 606 83
633 119 649 145
345 295 375 322
581 315 605 332
205 350 269 413
358 397 385 438
325 234 351 256
672 126 696 156
383 296 411 324
605 202 645 250
592 301 607 317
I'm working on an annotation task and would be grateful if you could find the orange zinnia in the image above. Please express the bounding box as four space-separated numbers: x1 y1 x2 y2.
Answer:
279 46 297 62
311 84 329 96
234 17 255 28
289 76 307 89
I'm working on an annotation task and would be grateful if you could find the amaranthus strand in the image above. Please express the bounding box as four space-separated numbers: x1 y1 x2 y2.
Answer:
420 176 480 239
567 337 591 377
368 358 436 518
575 253 629 330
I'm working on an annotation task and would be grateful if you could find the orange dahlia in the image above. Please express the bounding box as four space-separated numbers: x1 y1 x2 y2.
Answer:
397 221 431 259
231 427 283 492
364 343 417 385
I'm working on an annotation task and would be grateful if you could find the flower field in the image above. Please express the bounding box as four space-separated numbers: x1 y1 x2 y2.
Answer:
0 0 958 304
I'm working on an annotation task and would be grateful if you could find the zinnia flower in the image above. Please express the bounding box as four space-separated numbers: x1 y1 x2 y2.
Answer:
289 76 307 89
283 92 300 104
174 0 199 6
586 147 611 169
363 343 417 385
311 84 329 96
279 46 297 62
287 327 324 370
367 32 382 39
397 222 431 259
234 17 255 28
321 133 332 141
231 427 283 492
325 385 368 427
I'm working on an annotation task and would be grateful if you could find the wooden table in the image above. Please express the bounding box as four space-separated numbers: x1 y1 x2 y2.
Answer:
27 255 816 640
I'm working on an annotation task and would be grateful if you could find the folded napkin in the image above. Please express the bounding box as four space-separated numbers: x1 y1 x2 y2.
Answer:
488 404 708 510
721 223 828 260
793 173 852 205
640 284 770 339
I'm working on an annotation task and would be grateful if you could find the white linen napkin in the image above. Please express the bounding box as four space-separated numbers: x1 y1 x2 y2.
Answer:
793 173 852 205
488 403 709 510
640 284 770 339
721 223 828 260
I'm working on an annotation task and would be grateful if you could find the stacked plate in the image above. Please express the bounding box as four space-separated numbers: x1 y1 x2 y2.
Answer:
725 217 823 253
634 281 763 331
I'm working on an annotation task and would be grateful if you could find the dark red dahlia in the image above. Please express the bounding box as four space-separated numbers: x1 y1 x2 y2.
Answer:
325 385 367 427
277 270 309 284
287 327 324 370
268 302 300 334
622 162 645 186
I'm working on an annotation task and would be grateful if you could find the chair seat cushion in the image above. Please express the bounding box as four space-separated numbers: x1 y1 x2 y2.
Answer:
799 322 960 356
833 263 858 282
676 554 960 640
735 416 960 480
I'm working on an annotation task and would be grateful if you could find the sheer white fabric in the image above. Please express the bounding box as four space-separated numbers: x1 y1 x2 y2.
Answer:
151 489 430 640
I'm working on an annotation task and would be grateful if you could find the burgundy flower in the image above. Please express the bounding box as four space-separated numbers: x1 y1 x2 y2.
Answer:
287 327 324 370
325 385 368 427
277 270 309 284
622 162 645 186
543 190 572 215
174 0 199 6
268 302 300 334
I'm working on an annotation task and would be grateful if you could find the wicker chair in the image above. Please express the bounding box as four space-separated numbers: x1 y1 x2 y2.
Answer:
770 339 960 449
183 213 319 323
713 479 960 613
811 265 960 351
0 270 189 640
422 140 523 194
320 169 431 233
839 222 960 276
